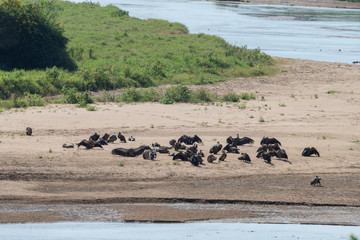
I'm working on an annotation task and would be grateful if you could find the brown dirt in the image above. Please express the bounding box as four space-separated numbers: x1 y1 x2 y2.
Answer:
0 58 360 223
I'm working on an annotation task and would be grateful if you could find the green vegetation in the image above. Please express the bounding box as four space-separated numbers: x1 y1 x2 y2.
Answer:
327 90 340 94
0 0 274 107
0 0 75 70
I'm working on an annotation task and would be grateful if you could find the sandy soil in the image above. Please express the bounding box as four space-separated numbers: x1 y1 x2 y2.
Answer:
212 0 360 9
0 58 360 223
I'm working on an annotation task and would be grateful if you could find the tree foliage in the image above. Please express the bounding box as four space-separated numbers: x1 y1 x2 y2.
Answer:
0 0 76 70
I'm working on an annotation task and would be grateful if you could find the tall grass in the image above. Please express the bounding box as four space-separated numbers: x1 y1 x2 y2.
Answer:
0 1 275 102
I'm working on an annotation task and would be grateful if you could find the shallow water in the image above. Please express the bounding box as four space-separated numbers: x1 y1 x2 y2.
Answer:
0 222 359 240
76 0 360 63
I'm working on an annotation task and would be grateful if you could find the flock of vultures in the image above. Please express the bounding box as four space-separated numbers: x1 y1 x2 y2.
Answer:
71 131 320 167
25 127 322 185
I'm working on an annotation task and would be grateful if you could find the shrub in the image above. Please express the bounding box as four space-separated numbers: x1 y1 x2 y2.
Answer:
120 87 143 103
192 88 215 103
240 92 256 100
160 85 191 104
0 0 76 70
24 93 46 106
61 87 93 105
222 92 240 102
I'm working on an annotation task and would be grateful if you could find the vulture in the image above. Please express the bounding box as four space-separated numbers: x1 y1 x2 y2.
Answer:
257 143 280 152
62 143 74 148
238 153 251 162
302 147 320 157
97 139 108 145
101 133 110 142
26 127 32 136
117 132 127 143
178 135 203 145
260 137 282 146
227 134 254 146
311 176 321 186
143 149 157 160
107 135 117 143
209 141 222 154
189 154 202 166
261 152 272 164
207 154 217 163
111 145 150 157
219 150 227 161
77 139 103 149
169 139 176 147
89 132 100 141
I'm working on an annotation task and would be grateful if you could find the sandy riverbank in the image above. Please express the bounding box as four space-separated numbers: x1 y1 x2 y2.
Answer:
0 58 359 223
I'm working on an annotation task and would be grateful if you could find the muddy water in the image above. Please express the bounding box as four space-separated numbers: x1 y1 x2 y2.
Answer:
80 0 360 63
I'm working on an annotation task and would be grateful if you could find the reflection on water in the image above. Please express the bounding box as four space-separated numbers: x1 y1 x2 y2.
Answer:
73 0 360 63
0 222 359 240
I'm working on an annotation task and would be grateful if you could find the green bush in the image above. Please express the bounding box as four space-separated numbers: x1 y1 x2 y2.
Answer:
222 92 240 102
160 85 191 104
61 87 93 106
192 88 216 103
120 87 143 103
240 92 256 100
0 0 76 70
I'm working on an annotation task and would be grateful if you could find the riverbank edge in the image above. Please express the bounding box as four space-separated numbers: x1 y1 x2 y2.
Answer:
203 0 360 9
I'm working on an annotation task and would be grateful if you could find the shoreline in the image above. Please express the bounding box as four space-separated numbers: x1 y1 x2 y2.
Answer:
206 0 360 9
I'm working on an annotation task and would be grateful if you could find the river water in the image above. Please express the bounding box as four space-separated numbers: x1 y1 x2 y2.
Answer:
0 222 359 240
78 0 360 63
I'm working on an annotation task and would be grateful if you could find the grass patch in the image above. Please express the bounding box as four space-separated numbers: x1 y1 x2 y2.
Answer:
327 90 340 94
259 116 265 122
278 103 286 107
0 0 275 105
117 161 124 167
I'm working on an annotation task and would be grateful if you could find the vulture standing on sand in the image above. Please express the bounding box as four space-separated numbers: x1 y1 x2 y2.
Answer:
311 176 321 186
207 154 217 163
219 150 227 161
302 147 320 157
26 127 32 136
107 135 117 143
117 132 127 143
210 141 223 154
260 136 282 146
89 132 100 141
101 133 110 142
77 139 103 149
238 153 251 162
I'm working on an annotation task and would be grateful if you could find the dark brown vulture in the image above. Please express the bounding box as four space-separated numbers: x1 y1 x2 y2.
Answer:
111 145 150 157
238 153 251 162
219 150 227 161
311 176 321 186
209 141 222 154
107 135 117 143
260 136 282 146
77 139 103 149
26 127 32 136
227 134 254 146
89 132 100 141
143 149 157 160
101 133 110 142
207 154 217 163
302 147 320 157
117 132 127 143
